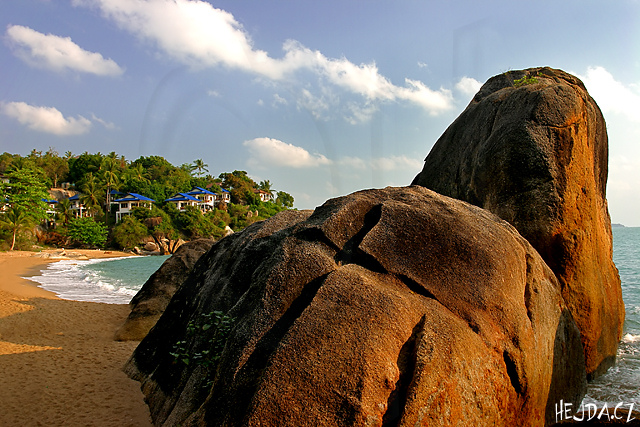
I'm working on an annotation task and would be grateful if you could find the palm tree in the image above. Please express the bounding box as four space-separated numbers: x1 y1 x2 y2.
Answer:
258 180 274 196
124 163 149 187
80 173 104 217
1 205 32 250
56 198 73 225
191 159 209 177
100 157 120 219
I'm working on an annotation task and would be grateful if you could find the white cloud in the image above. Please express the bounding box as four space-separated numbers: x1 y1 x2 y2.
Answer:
273 94 288 106
74 0 455 115
345 102 379 125
243 137 332 169
5 24 124 76
2 101 92 135
73 0 280 76
455 76 482 97
90 113 117 130
577 66 640 122
296 89 332 121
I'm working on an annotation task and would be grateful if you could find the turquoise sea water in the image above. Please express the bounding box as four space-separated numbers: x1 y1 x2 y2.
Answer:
26 255 170 304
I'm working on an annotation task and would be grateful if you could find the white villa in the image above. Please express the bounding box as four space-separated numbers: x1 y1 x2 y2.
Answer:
113 192 155 222
165 187 232 213
69 194 90 218
164 192 202 212
254 189 273 203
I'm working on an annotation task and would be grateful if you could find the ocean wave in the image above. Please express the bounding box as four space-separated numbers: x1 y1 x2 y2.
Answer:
25 255 167 304
622 333 640 344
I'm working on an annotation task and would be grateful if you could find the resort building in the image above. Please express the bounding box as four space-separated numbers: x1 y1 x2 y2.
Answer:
166 187 234 212
42 198 58 215
69 194 89 218
165 192 203 212
114 193 155 222
186 187 217 210
254 189 273 203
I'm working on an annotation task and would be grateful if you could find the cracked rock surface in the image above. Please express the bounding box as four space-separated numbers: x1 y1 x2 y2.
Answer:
126 186 585 426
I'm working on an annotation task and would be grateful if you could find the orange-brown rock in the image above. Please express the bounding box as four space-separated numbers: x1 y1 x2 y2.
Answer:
412 67 624 379
126 187 586 426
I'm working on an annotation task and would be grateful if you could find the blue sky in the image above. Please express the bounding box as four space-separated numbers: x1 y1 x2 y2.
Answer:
1 0 639 225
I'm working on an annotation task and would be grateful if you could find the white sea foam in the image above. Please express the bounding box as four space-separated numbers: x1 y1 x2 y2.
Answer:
622 333 640 344
25 255 168 304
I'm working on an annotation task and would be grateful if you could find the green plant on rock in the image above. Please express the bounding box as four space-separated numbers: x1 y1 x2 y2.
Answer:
513 74 540 87
170 311 235 389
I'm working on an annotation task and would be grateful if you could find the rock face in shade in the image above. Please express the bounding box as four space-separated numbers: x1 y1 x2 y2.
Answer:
114 238 215 341
125 187 586 426
412 67 624 379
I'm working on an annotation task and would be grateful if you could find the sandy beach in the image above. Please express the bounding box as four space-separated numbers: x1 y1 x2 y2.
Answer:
0 250 152 426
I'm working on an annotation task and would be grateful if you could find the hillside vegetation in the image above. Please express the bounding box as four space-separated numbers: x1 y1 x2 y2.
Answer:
0 149 294 252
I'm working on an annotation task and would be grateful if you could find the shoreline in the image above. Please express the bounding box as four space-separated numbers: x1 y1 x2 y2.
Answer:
0 249 152 426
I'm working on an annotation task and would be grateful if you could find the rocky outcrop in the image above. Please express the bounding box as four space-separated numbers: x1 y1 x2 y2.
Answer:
412 67 624 379
125 187 585 426
114 239 215 341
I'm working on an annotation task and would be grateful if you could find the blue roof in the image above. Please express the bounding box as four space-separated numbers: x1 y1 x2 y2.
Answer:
222 188 230 193
42 198 58 204
69 194 80 201
187 186 216 196
114 192 155 202
165 193 201 202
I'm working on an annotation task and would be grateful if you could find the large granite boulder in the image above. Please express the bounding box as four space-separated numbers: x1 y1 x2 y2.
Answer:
126 187 586 426
115 238 216 341
412 67 624 379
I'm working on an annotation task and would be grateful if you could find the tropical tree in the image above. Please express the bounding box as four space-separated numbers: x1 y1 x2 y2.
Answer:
219 170 257 205
1 165 49 222
275 191 295 208
112 216 148 250
191 159 209 177
100 156 120 208
258 180 274 196
0 206 33 250
67 152 102 184
55 198 74 226
41 148 69 187
66 217 108 248
79 173 104 217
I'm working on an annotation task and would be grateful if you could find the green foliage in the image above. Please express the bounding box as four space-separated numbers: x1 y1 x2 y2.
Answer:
2 149 295 249
79 172 104 217
170 311 235 389
191 159 209 177
65 217 108 248
219 170 258 205
176 206 224 239
67 152 102 184
0 205 35 250
29 148 69 187
1 165 50 223
206 209 231 229
513 75 540 87
275 191 294 208
112 216 148 250
55 198 74 225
